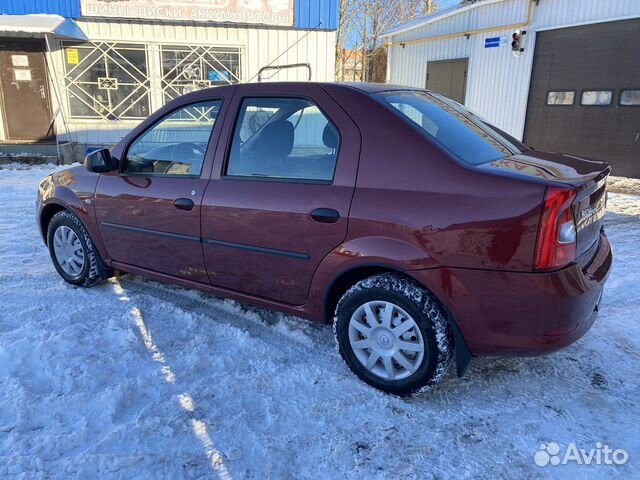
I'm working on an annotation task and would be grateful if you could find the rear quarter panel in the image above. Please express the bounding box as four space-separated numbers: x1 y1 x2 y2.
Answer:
322 85 547 273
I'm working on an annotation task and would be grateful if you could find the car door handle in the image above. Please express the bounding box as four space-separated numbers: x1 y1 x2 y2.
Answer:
310 208 340 223
173 198 195 211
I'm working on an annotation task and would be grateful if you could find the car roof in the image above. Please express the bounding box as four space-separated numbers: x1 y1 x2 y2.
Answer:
333 82 422 94
174 81 425 107
230 81 423 94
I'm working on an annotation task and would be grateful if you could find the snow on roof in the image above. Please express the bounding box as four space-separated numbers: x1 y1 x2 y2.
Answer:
0 14 88 41
383 0 508 38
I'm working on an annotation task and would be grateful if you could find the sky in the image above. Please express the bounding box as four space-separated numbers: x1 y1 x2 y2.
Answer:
440 0 461 8
344 0 463 49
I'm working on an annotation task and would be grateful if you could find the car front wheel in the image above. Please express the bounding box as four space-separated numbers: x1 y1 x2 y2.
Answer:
47 210 110 287
333 273 453 396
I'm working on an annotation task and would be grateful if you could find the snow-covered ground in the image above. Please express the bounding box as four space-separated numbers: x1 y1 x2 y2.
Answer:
608 175 640 196
1 163 638 479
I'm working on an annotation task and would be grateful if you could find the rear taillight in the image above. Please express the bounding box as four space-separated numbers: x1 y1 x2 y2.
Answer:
534 187 577 271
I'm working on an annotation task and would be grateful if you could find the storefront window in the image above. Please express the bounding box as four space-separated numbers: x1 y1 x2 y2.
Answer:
63 42 150 120
160 45 241 102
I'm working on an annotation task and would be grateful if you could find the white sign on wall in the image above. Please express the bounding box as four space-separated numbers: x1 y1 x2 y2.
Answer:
13 69 32 82
80 0 294 26
11 55 29 67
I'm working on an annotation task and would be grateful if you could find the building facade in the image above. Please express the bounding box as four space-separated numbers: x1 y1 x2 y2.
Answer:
385 0 640 178
338 48 364 81
0 0 338 155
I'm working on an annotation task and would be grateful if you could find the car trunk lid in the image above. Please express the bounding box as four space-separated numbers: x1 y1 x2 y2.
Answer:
572 171 608 258
481 149 610 259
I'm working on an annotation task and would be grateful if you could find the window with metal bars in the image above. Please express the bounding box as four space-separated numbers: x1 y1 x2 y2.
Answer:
160 45 242 103
62 42 151 120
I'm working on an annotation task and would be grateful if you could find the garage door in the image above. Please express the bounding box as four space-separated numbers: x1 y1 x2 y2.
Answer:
524 18 640 178
426 58 468 104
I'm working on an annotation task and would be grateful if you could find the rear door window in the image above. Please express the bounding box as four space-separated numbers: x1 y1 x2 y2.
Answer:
377 91 525 165
225 97 340 181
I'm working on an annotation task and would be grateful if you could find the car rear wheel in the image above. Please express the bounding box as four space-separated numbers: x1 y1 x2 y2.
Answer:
333 273 453 396
47 210 111 287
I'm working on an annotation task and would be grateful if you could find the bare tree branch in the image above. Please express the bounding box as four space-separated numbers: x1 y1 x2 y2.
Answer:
336 0 439 81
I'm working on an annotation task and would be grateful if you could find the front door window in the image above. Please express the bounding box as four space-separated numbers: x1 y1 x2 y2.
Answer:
123 100 222 176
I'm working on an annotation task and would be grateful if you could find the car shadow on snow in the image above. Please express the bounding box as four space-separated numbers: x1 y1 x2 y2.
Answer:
605 210 640 228
85 272 638 479
109 272 615 408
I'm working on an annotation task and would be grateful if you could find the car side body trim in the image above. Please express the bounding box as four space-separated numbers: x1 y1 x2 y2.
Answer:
101 221 310 260
101 222 201 243
204 238 310 260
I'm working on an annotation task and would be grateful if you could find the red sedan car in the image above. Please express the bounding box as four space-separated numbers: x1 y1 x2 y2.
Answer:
37 82 612 395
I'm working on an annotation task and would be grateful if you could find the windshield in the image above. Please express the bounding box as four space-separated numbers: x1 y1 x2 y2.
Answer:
376 90 528 165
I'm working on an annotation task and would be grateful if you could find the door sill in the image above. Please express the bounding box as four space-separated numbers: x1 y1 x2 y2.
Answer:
110 261 316 321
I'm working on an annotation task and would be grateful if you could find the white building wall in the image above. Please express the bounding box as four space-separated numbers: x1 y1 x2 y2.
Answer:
386 0 640 140
46 20 336 145
388 36 470 88
464 25 535 137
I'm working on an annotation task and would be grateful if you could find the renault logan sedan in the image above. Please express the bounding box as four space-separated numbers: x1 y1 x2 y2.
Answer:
37 82 612 395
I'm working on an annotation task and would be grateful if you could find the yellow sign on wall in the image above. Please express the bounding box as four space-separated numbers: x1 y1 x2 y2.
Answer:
66 49 79 65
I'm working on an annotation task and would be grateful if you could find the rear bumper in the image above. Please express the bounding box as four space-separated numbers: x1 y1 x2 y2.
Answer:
408 232 612 356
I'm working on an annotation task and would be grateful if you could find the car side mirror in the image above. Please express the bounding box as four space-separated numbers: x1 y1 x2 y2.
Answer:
85 149 117 173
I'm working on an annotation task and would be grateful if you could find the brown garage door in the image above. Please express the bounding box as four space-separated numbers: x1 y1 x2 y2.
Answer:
426 58 468 104
524 18 640 178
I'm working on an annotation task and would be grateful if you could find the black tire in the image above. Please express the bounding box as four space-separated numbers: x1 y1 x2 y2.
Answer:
47 210 111 287
333 273 453 396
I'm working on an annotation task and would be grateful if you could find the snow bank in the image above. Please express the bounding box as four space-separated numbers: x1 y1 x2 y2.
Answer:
608 175 640 195
0 164 638 478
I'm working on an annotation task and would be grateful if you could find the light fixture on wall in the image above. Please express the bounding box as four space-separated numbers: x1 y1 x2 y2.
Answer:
511 30 526 57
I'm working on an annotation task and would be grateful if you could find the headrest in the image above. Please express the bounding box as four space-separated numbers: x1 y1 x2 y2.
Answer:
256 120 294 159
322 123 339 149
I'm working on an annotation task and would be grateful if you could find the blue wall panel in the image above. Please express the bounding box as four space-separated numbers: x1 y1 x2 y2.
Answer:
0 0 81 18
295 0 338 30
1 0 337 29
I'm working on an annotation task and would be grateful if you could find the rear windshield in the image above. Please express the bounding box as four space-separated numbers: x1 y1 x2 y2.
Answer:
376 90 528 165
